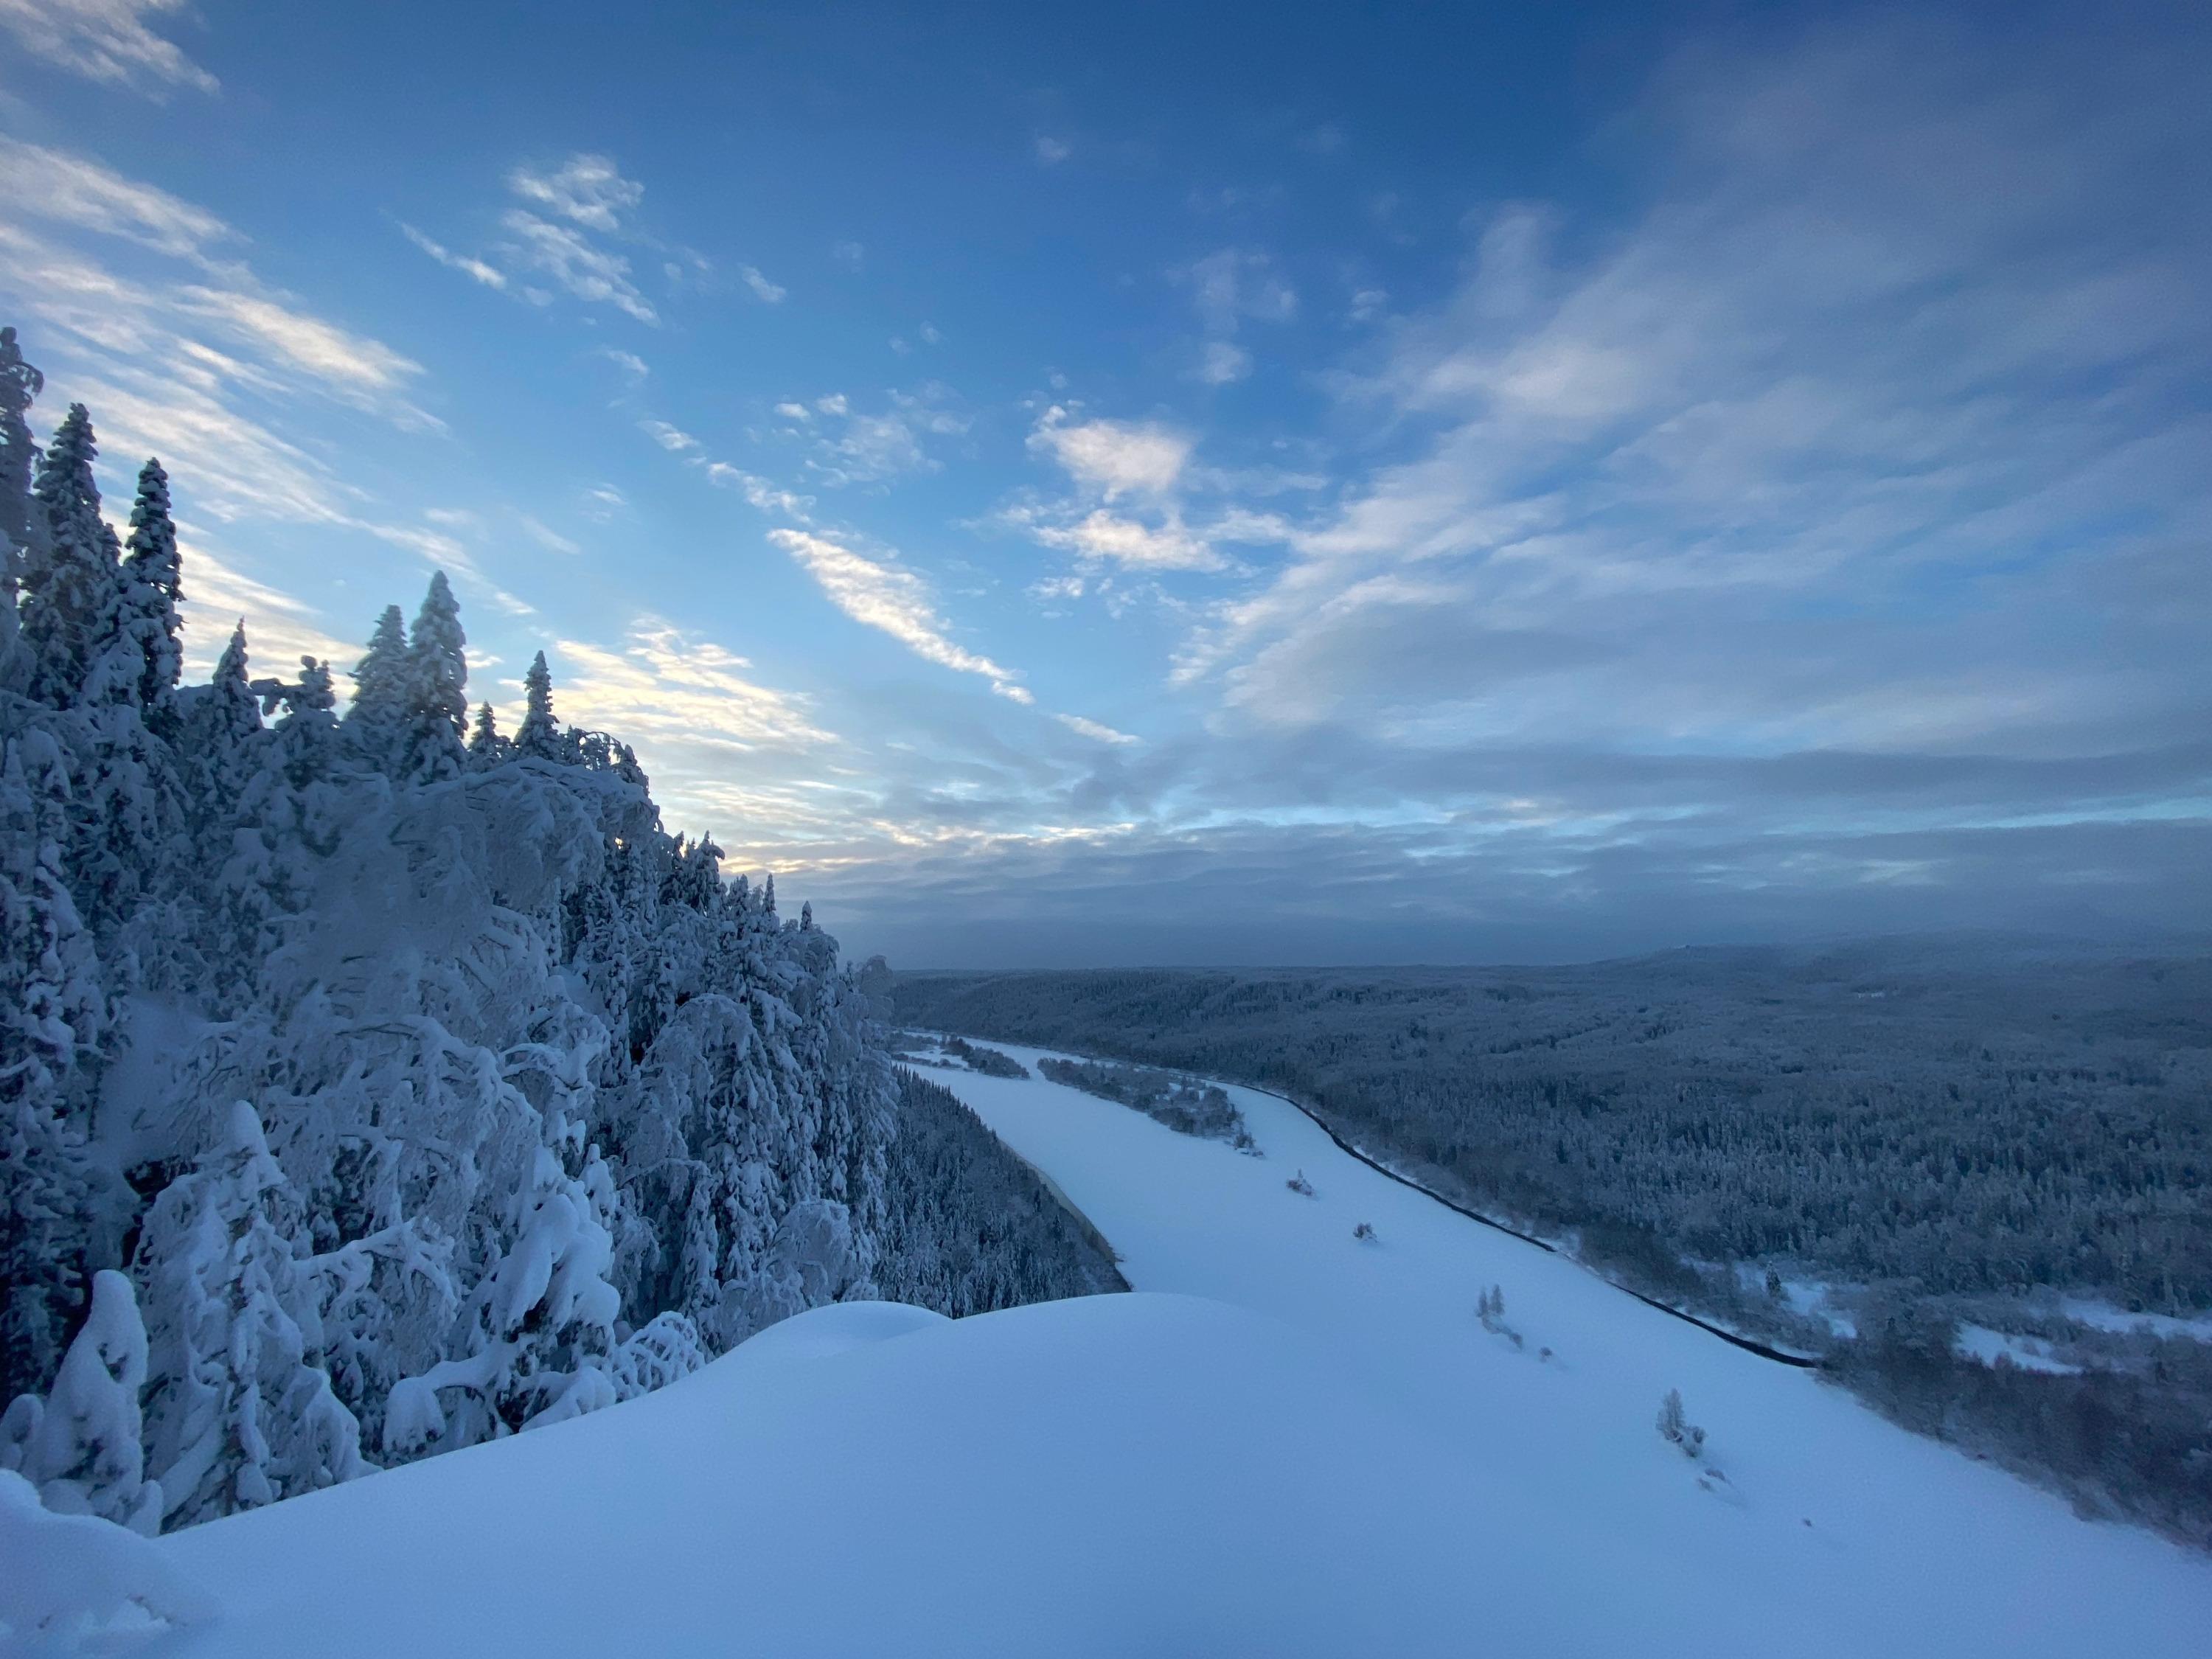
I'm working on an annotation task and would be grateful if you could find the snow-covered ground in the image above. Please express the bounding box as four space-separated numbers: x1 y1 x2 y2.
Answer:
2061 1297 2212 1344
24 1043 2211 1656
1955 1324 2084 1375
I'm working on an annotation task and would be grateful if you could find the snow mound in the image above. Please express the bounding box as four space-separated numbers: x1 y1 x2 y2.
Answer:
0 1470 216 1649
145 1292 1717 1658
727 1300 952 1367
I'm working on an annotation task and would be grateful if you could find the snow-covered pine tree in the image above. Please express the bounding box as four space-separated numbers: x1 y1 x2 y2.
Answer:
467 700 503 766
117 459 184 714
135 1100 366 1527
346 605 408 773
184 625 279 1009
399 571 467 784
20 405 126 709
0 675 114 1405
515 649 559 759
0 325 43 692
0 1269 162 1534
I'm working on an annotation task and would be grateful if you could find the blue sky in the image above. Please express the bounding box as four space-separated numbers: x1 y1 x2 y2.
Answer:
1 0 2206 964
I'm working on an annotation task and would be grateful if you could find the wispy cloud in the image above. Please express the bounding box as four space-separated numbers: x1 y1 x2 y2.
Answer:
507 154 642 234
639 418 699 452
0 136 227 259
1184 18 2212 773
801 388 970 487
1055 713 1141 746
400 222 508 291
0 144 439 462
517 514 581 555
175 533 358 681
0 0 217 97
551 619 838 837
737 264 787 303
500 206 657 323
768 528 1032 703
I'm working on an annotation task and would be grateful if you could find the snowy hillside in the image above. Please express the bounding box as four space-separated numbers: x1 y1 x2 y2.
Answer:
19 1043 2207 1655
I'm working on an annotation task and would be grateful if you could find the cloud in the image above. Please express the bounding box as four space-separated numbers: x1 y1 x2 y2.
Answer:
738 264 787 303
175 287 423 399
1020 507 1224 572
801 389 970 487
831 240 865 271
597 347 650 380
1034 136 1072 166
813 411 925 483
1055 713 1141 746
768 528 1032 702
507 154 643 234
0 0 217 97
549 619 839 838
1029 408 1191 498
1181 12 2212 790
1196 341 1251 385
0 136 227 259
517 514 581 555
0 144 441 526
639 418 700 452
703 462 812 519
1183 248 1298 335
175 535 357 681
399 223 508 291
500 208 657 323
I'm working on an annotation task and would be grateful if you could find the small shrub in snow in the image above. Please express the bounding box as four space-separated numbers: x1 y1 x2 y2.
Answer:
1352 1222 1377 1242
1286 1171 1315 1197
1477 1284 1524 1350
1657 1388 1707 1459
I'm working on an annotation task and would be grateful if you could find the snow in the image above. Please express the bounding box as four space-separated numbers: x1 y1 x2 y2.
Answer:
2060 1298 2212 1343
0 1470 215 1646
1955 1324 2083 1376
22 1042 2210 1655
119 1295 1792 1658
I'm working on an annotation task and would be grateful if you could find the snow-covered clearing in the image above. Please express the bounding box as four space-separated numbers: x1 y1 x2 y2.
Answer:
1955 1324 2084 1376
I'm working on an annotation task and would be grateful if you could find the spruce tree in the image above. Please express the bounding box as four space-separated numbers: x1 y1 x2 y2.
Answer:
346 605 408 772
136 1101 366 1526
0 326 44 692
118 459 184 712
400 571 467 783
515 649 560 759
21 405 125 709
467 700 502 766
0 325 40 558
0 731 108 1405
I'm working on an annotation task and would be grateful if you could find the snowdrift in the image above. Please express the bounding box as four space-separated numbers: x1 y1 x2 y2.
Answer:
109 1293 1742 1657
